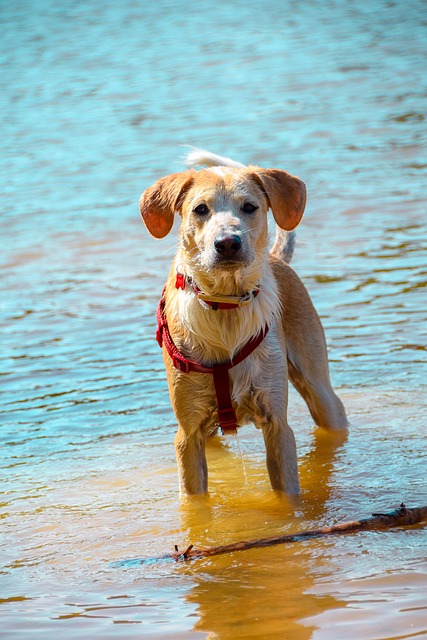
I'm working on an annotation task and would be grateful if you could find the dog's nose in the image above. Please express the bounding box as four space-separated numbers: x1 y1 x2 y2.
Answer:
214 234 242 258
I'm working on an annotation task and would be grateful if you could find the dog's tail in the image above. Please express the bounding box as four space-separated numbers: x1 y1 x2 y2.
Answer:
184 147 296 264
184 146 246 169
270 228 296 264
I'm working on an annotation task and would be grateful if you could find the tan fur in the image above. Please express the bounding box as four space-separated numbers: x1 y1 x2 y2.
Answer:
140 164 348 496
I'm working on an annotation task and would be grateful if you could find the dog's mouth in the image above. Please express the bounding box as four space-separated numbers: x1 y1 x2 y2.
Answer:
211 256 250 271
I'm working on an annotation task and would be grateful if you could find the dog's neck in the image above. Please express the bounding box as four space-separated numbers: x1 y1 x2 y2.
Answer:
175 272 261 310
175 249 264 298
166 256 280 360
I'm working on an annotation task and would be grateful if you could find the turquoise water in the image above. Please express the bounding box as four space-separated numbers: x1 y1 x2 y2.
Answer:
1 1 426 638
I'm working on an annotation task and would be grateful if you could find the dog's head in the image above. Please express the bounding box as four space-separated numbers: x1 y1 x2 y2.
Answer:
140 166 306 277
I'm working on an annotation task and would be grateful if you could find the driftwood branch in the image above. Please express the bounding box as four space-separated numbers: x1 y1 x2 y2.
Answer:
168 504 426 562
112 504 426 568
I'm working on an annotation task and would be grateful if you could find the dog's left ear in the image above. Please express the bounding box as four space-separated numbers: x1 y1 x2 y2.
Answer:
140 170 196 238
249 168 307 231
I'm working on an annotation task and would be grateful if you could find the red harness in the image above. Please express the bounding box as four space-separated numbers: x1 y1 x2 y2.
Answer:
156 277 269 434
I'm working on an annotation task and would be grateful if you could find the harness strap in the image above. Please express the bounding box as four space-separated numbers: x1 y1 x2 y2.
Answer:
212 364 238 434
156 295 212 374
156 293 269 434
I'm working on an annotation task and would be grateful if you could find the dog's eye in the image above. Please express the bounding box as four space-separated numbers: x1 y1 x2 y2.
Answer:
193 204 209 216
241 202 258 214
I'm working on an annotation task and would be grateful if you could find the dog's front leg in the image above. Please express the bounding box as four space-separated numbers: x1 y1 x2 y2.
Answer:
174 426 208 495
261 419 300 495
165 363 211 495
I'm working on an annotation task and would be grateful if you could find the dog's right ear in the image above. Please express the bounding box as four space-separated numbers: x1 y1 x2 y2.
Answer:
139 170 196 238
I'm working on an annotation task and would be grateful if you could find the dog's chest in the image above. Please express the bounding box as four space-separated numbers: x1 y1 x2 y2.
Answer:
229 325 287 417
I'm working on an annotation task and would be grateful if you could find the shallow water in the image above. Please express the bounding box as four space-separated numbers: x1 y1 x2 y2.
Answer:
1 0 426 638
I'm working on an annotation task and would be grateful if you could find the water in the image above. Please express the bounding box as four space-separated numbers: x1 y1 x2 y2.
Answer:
1 0 426 638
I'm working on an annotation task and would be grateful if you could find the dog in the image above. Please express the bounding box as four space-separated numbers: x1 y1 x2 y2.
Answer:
140 149 348 496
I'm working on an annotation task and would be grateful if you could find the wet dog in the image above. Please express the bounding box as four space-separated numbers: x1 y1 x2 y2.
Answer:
140 149 348 496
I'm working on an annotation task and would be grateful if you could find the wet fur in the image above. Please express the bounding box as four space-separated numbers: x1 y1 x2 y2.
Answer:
140 152 348 496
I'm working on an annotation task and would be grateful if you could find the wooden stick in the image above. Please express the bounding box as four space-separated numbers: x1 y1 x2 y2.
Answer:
168 504 426 562
112 504 426 567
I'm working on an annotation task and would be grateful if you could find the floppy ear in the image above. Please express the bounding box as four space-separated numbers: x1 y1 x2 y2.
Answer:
249 168 307 231
139 170 196 238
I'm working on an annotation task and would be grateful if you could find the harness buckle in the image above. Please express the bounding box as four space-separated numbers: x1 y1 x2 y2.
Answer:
217 407 238 427
220 425 238 435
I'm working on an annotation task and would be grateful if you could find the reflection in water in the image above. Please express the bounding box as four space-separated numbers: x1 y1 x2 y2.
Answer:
178 429 348 639
299 429 348 519
186 549 341 640
1 0 426 637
